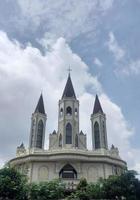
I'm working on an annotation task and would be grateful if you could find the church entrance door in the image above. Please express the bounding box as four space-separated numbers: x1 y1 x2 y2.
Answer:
59 164 77 179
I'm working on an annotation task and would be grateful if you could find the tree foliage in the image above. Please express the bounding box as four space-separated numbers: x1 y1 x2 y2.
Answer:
74 178 89 200
0 167 140 200
101 170 140 200
0 167 28 200
67 171 140 200
28 179 65 200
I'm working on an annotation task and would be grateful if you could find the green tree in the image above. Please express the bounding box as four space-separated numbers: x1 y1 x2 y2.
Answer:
67 171 140 200
0 167 28 200
1 167 139 200
87 182 104 199
76 178 88 191
67 178 89 200
29 179 65 200
102 170 140 200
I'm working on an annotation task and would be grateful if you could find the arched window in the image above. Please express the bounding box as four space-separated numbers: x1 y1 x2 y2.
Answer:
33 119 36 126
36 120 44 148
75 108 78 116
60 108 63 116
66 106 72 115
59 164 77 179
59 134 62 147
31 119 36 148
66 123 72 144
94 122 100 149
102 121 106 148
75 134 78 147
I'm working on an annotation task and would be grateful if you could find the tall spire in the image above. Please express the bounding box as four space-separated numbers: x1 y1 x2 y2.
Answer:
93 95 103 114
62 74 76 99
35 94 45 114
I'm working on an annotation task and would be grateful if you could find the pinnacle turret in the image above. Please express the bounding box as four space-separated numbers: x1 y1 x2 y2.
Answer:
93 95 103 115
35 94 45 114
62 74 76 99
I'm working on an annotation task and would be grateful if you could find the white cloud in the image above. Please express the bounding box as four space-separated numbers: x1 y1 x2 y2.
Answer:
94 57 103 67
99 0 114 11
38 32 57 51
106 32 140 77
0 31 102 166
16 0 114 41
107 32 125 61
120 59 140 76
0 31 139 175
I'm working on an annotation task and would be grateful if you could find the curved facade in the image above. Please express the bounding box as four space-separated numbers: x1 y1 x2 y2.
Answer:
9 74 127 185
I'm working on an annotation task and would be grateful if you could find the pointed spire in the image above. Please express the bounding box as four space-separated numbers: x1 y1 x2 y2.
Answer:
80 130 84 135
93 95 103 114
52 130 57 134
20 143 24 148
62 74 76 99
35 94 45 114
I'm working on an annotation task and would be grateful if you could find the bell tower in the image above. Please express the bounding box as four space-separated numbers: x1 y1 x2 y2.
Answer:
58 73 79 148
29 94 47 149
91 95 108 150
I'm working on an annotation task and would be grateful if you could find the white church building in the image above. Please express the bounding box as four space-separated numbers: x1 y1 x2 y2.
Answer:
9 73 126 184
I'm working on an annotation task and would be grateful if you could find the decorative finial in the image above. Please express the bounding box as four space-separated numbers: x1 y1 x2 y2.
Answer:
67 66 72 75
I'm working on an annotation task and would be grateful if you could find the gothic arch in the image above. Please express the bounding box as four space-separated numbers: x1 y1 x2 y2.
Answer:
60 108 63 116
66 123 72 144
102 120 106 148
36 119 44 148
32 119 36 126
30 119 36 148
75 108 78 116
75 134 78 147
94 121 100 149
59 134 62 147
59 164 77 179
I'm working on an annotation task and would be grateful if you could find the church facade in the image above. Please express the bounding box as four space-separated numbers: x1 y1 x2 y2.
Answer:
9 74 126 185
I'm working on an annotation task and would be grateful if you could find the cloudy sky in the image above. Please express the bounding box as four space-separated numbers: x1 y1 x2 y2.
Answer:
0 0 140 174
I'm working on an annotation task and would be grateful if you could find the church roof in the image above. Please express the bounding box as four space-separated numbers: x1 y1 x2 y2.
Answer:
35 94 45 114
62 74 76 99
93 95 103 114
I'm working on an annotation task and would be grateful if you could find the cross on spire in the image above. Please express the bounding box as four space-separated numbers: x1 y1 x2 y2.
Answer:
67 66 72 75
